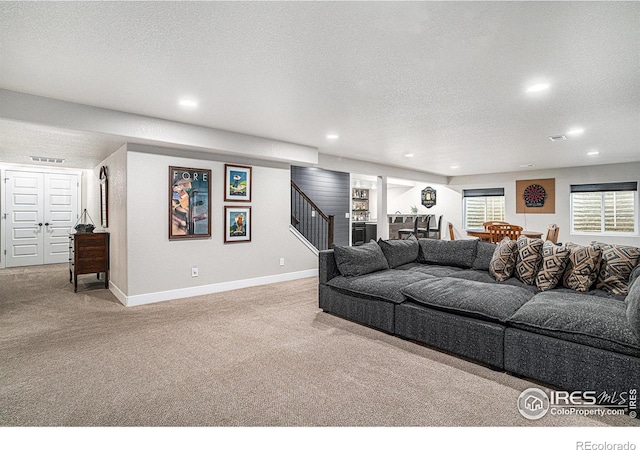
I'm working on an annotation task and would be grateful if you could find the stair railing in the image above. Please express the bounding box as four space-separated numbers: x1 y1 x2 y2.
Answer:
291 180 334 250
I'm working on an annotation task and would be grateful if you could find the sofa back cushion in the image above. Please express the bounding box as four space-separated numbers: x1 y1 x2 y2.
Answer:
595 243 640 296
417 238 477 269
562 243 602 292
377 235 419 269
514 236 544 285
535 241 570 291
333 240 389 277
489 238 518 282
472 241 497 271
626 274 640 339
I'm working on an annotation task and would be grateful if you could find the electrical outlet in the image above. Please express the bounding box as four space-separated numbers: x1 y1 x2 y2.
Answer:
191 266 199 277
311 210 316 218
345 212 350 219
279 258 285 266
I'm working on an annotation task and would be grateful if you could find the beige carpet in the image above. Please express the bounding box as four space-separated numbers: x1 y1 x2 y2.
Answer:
0 264 636 427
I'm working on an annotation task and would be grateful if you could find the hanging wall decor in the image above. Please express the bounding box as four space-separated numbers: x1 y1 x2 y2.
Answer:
421 186 437 208
224 164 252 202
516 178 556 214
99 166 108 228
169 166 211 240
224 206 251 243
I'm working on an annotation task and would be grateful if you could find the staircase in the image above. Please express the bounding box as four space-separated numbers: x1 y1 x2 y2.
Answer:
291 180 334 252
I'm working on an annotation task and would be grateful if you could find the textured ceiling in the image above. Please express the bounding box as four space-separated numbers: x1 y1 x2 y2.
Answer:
0 2 638 175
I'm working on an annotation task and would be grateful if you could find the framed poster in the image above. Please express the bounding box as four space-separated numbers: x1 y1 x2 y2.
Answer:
224 164 252 202
169 166 211 240
516 178 555 214
224 206 251 243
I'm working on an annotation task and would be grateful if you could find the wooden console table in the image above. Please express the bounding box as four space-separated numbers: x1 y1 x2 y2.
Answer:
69 232 110 292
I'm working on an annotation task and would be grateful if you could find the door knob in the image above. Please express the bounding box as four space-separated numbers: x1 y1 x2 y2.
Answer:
45 222 50 226
38 223 43 226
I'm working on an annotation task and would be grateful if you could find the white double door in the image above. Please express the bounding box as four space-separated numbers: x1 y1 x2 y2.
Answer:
5 170 79 267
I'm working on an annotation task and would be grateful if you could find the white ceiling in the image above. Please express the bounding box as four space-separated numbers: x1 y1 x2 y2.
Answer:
0 2 638 176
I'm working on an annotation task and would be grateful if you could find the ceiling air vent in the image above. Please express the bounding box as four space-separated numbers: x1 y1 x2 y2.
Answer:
30 156 65 164
548 135 567 142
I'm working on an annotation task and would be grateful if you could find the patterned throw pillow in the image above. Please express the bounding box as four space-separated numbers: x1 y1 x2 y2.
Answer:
489 238 518 282
595 244 640 296
562 243 602 292
515 236 544 285
535 241 570 291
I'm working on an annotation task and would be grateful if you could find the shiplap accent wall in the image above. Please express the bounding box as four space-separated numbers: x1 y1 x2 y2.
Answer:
291 166 350 246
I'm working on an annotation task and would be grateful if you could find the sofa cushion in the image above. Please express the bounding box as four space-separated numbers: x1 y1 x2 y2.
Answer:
377 235 419 269
417 238 476 269
333 240 389 277
562 243 602 292
595 243 640 296
327 269 432 304
448 269 538 294
535 241 570 292
515 236 544 285
396 262 466 278
629 264 640 291
508 291 640 357
489 238 518 282
472 241 497 271
401 277 535 323
626 275 640 339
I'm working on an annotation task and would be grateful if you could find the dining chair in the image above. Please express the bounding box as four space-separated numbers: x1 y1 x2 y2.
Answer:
428 215 443 239
545 224 560 243
398 216 419 239
483 220 509 231
487 224 523 243
415 215 430 238
448 222 455 240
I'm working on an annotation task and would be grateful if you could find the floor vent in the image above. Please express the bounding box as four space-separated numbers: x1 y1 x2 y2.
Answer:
548 135 567 142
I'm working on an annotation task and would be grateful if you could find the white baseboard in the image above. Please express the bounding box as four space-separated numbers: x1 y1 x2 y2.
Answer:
108 281 128 306
116 269 318 307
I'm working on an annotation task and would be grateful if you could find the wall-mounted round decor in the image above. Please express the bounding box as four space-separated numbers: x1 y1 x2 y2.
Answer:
523 184 547 207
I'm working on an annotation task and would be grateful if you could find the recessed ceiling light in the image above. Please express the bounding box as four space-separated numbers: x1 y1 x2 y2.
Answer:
527 83 550 93
450 165 459 169
587 150 600 156
404 153 414 158
179 99 198 108
326 134 339 140
566 128 584 136
519 164 535 168
549 135 567 142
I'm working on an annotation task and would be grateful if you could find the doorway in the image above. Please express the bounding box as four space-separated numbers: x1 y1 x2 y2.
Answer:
4 170 80 267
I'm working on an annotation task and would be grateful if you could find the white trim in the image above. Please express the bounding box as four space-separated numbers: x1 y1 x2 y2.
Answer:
119 269 318 307
288 224 319 255
108 281 128 306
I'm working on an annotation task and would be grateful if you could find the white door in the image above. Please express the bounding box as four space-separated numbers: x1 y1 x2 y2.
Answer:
43 173 79 264
5 170 79 267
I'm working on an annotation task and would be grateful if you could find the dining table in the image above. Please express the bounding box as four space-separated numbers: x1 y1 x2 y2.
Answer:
466 230 543 242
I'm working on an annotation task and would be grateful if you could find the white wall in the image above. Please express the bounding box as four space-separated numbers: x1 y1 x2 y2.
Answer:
449 162 640 246
92 144 128 297
124 150 317 303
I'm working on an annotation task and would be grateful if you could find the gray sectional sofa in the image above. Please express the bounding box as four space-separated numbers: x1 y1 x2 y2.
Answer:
318 237 640 403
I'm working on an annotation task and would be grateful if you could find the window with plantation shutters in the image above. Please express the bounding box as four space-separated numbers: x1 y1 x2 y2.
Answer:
571 182 638 234
463 188 505 230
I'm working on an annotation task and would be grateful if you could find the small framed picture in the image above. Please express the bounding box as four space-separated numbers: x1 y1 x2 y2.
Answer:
169 166 211 240
224 206 251 243
224 164 252 202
